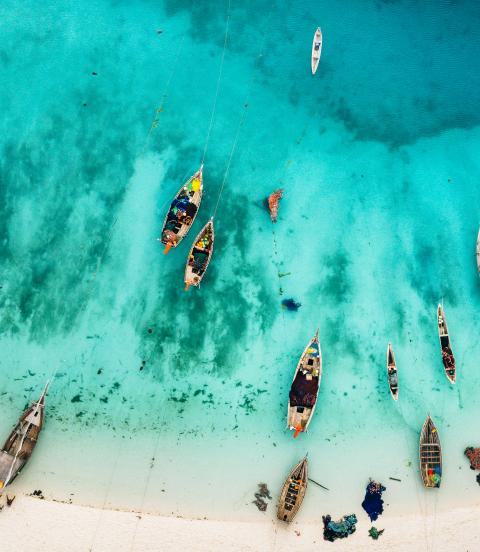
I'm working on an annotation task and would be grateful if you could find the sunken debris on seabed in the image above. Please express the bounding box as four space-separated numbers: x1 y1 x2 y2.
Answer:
369 527 384 540
361 479 386 522
282 298 301 311
322 514 358 542
464 447 480 470
252 483 272 511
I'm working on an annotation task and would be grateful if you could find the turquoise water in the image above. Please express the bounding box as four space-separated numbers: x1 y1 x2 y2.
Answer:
1 0 480 525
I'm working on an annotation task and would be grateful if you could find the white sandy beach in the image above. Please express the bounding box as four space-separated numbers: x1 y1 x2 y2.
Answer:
0 495 479 552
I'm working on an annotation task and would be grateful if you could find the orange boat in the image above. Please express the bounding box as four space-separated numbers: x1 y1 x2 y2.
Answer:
268 189 283 223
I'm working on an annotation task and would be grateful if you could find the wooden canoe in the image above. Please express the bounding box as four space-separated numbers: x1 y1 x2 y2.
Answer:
437 304 456 384
0 383 48 492
277 457 308 522
386 343 399 401
476 228 480 273
287 330 322 436
184 219 214 290
311 27 322 75
419 415 442 488
159 165 203 253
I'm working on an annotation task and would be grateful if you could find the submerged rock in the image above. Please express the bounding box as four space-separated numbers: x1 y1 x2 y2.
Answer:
362 479 386 521
369 527 384 540
282 298 301 311
322 514 357 542
464 447 480 470
476 474 480 486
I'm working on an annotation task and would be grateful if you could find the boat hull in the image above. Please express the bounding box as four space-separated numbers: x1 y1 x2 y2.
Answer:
311 27 322 74
287 331 322 434
419 415 442 488
0 387 47 492
386 343 399 401
160 166 203 251
437 304 456 384
277 458 308 522
184 220 214 288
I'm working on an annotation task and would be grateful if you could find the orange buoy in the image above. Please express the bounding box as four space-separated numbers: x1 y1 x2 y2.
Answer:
164 242 173 255
293 425 302 439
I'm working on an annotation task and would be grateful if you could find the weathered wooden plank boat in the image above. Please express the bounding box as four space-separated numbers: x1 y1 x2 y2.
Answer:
159 165 203 254
419 415 442 488
287 330 322 437
0 383 48 492
386 343 398 401
311 27 322 75
476 228 480 273
184 219 214 290
277 457 308 522
437 304 455 384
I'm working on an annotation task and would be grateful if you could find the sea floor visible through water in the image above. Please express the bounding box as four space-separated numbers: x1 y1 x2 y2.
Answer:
0 0 480 531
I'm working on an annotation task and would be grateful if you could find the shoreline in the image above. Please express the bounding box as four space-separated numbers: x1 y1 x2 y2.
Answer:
0 495 478 551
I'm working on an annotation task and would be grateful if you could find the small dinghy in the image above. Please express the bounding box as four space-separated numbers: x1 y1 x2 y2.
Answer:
311 27 322 75
184 219 214 290
476 228 480 273
437 304 456 383
287 330 322 437
277 457 308 522
267 189 283 223
386 343 398 401
0 383 48 492
419 415 442 488
159 165 203 253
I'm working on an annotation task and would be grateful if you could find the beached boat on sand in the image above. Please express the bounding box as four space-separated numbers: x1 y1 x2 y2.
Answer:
184 219 214 290
287 330 322 437
437 304 455 384
159 165 203 254
419 415 442 488
0 383 48 492
386 343 398 401
277 457 308 522
311 27 322 75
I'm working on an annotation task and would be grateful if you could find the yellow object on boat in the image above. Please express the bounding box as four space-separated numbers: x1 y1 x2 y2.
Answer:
191 178 201 192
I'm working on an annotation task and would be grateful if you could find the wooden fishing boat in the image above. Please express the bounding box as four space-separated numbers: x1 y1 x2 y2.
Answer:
437 304 456 384
476 228 480 273
386 343 398 401
287 330 322 437
159 165 203 254
184 219 214 290
419 415 442 488
311 27 322 75
0 383 48 492
277 457 308 522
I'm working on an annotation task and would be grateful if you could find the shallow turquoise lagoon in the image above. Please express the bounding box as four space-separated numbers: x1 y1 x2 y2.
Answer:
0 0 480 524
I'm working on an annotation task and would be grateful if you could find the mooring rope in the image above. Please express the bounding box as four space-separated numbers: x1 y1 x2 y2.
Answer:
201 0 231 165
